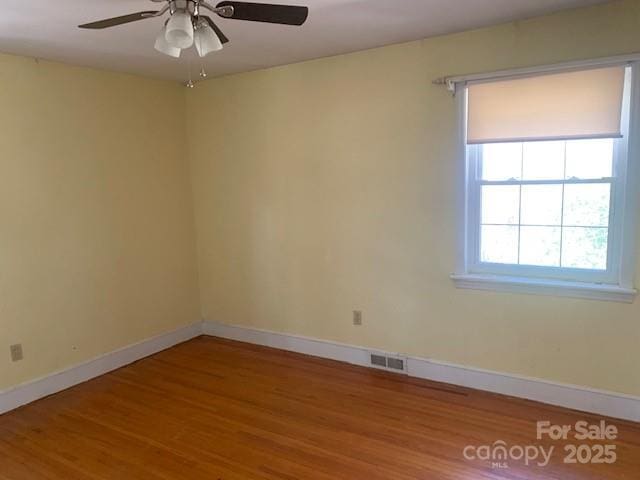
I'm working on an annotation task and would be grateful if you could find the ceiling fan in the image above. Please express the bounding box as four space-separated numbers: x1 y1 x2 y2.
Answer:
79 1 309 59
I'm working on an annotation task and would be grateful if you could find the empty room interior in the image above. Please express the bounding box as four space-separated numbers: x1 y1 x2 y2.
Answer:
2 0 640 478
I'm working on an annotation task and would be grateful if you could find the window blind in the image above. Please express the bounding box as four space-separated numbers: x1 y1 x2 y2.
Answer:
466 66 625 144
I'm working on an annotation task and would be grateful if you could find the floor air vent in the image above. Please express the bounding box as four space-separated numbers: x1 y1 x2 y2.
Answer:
369 352 407 373
370 354 387 367
387 357 405 371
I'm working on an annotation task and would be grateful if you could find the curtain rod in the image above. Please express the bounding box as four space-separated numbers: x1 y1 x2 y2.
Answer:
433 52 640 92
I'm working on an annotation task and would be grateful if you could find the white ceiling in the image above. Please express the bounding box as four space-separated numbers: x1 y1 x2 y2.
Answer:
1 0 608 82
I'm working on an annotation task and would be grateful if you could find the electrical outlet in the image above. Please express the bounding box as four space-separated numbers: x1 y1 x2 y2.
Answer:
352 310 362 326
10 344 23 362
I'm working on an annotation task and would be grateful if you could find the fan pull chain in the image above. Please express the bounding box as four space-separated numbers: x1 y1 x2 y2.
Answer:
186 57 194 88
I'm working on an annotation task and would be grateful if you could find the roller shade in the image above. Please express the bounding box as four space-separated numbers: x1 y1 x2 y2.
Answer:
466 66 625 144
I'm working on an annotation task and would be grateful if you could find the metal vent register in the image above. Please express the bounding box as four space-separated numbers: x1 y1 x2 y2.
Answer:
369 353 407 373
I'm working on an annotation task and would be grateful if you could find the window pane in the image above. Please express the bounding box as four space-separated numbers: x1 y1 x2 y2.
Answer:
522 141 565 180
520 184 562 225
481 143 522 180
561 227 608 270
481 225 518 264
520 226 561 267
563 183 610 227
481 185 520 224
565 138 613 179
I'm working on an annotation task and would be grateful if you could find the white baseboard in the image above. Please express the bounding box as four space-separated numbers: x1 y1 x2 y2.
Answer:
0 322 202 415
3 320 638 423
204 320 374 366
203 320 640 423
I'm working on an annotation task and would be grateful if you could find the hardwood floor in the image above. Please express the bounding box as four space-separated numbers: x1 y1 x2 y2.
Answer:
1 336 638 479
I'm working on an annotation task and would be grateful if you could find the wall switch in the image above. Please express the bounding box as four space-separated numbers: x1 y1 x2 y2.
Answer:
10 344 23 362
353 310 362 326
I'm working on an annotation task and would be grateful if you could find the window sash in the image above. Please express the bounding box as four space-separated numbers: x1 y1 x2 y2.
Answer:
478 178 613 186
466 142 623 283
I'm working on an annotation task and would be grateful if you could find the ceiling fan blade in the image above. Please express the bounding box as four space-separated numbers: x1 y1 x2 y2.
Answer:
215 2 308 26
201 16 230 44
78 11 158 29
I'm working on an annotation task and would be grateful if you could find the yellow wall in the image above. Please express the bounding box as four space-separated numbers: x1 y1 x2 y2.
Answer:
187 0 640 396
2 0 639 399
0 54 200 390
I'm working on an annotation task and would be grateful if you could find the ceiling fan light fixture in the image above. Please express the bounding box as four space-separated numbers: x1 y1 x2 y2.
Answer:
194 24 223 57
165 10 194 49
154 27 181 58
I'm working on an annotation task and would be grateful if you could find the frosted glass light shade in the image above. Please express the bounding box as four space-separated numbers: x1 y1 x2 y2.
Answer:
165 11 194 49
194 24 223 57
154 27 181 58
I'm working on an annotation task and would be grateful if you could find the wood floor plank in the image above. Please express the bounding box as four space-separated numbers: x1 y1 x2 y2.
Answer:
1 336 638 479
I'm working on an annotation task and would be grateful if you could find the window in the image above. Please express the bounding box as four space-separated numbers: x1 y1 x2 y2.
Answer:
453 63 639 301
472 138 616 280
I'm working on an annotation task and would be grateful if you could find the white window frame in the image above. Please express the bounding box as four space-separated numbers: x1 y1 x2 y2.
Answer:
452 61 640 302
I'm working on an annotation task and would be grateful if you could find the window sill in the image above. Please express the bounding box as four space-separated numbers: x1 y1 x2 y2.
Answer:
450 273 636 303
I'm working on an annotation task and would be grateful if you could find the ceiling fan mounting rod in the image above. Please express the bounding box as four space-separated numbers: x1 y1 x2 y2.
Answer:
168 1 195 15
148 0 234 18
